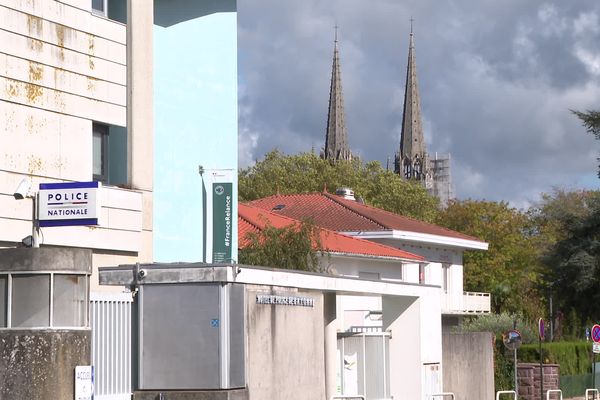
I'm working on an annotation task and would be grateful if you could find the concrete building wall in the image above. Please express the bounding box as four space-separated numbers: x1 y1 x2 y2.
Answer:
0 0 153 290
442 332 495 400
246 286 325 400
371 238 468 313
327 254 418 283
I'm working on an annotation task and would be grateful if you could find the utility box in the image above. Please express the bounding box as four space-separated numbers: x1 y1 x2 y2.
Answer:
98 264 246 392
136 282 245 390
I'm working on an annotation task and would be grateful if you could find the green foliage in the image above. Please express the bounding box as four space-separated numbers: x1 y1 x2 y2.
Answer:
535 190 600 323
458 313 537 344
239 150 439 222
457 313 540 392
519 341 592 376
238 219 324 272
573 110 600 177
437 200 543 317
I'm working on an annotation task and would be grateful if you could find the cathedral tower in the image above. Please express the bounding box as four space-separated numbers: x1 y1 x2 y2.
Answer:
323 27 351 161
394 26 429 184
394 25 454 205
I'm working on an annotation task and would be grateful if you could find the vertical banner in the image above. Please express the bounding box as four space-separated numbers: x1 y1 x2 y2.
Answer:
202 169 235 263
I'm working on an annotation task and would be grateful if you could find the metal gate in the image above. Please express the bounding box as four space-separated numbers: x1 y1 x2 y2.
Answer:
338 330 391 400
90 292 133 400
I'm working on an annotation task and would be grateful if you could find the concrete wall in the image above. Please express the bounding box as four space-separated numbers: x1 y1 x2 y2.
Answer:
0 247 91 399
442 332 495 400
373 238 477 314
246 286 325 400
0 330 91 400
327 253 420 283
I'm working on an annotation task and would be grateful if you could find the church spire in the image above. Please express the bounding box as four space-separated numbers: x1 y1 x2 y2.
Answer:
395 22 427 180
323 25 351 161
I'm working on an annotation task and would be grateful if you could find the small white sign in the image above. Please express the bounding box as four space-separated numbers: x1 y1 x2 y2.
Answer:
593 342 600 354
75 365 94 400
38 181 101 227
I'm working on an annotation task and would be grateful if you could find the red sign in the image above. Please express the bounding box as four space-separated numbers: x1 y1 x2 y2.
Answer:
538 318 545 341
592 324 600 343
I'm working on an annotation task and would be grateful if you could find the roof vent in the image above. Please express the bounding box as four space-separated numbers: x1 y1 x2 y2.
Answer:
335 187 355 201
272 204 286 211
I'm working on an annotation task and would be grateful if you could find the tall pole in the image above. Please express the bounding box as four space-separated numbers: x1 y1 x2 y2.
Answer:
32 193 40 248
593 352 597 400
539 336 543 400
514 348 518 395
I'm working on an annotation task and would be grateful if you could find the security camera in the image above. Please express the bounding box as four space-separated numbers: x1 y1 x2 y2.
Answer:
137 269 147 279
13 179 31 200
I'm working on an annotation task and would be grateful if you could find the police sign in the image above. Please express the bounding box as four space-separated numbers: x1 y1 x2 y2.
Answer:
38 181 101 227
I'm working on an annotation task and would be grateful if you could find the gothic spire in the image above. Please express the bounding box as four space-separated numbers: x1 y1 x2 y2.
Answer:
395 24 427 180
323 26 351 161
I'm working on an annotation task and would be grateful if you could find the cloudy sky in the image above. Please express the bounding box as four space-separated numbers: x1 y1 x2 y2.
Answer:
237 0 600 207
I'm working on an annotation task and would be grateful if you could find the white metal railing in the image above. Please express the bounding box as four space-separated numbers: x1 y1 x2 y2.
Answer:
496 390 517 400
441 291 491 314
90 292 133 400
331 396 365 400
546 389 562 400
586 389 599 400
430 392 455 399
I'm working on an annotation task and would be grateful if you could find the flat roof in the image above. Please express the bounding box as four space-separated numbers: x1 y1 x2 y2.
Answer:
99 262 440 298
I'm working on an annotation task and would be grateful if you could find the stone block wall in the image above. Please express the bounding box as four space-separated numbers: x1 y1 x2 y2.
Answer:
518 363 560 400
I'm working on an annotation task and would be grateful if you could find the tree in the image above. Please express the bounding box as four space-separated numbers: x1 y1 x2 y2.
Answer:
239 150 439 222
238 219 324 272
536 189 600 323
573 110 600 177
436 200 543 317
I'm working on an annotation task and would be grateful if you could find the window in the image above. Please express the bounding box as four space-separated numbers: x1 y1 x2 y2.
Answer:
0 275 6 327
11 274 50 327
1 273 89 329
91 0 127 23
53 275 88 327
442 264 450 293
359 271 381 281
93 123 108 182
91 0 107 16
419 263 426 284
92 122 127 185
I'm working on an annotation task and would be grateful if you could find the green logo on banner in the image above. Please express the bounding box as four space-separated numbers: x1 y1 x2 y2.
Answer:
212 182 232 263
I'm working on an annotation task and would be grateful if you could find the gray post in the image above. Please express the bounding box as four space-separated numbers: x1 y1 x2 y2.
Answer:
540 338 543 400
514 348 518 395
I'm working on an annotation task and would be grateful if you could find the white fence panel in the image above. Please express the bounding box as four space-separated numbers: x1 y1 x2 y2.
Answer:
90 292 133 400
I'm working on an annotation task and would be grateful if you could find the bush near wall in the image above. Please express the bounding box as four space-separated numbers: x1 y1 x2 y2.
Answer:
519 341 593 375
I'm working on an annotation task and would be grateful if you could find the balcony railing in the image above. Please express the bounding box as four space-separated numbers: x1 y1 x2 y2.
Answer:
441 291 491 315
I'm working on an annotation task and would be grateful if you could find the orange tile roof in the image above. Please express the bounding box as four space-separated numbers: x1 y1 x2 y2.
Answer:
239 203 424 261
248 192 485 243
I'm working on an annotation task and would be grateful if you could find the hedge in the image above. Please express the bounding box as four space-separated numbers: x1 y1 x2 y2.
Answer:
518 341 594 375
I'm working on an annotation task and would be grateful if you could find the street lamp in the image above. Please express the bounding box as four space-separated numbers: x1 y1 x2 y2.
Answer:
13 178 40 248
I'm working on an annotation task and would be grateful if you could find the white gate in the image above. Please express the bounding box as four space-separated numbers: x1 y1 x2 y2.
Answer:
338 330 391 400
90 292 133 400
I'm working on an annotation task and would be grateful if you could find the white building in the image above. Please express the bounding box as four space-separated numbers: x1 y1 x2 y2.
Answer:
248 191 491 327
0 0 238 290
239 202 444 399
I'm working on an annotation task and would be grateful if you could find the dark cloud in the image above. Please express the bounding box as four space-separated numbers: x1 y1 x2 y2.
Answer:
238 0 600 205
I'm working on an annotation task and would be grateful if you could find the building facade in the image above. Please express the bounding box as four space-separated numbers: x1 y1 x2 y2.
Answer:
0 0 238 288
